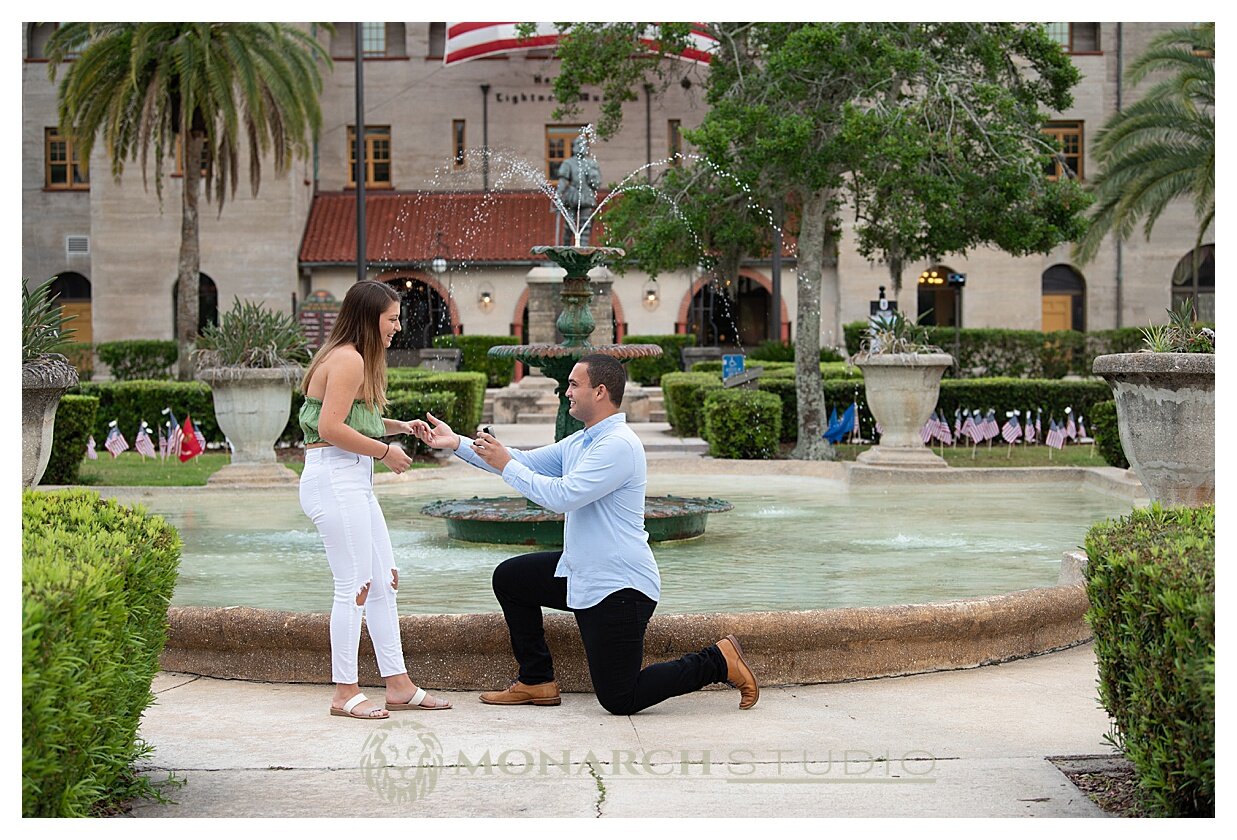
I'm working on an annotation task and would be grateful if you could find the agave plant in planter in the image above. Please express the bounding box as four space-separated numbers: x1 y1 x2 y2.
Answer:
22 278 80 487
194 298 310 485
1092 301 1215 507
850 309 954 468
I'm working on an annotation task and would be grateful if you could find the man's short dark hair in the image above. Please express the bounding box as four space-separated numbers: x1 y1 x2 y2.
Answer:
580 354 626 407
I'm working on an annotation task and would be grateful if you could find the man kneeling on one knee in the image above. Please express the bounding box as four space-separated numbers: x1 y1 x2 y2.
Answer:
411 353 758 714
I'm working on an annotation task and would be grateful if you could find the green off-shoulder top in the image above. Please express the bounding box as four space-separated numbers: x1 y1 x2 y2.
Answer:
298 396 385 445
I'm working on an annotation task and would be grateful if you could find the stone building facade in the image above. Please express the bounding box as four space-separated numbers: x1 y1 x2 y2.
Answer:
21 22 1213 371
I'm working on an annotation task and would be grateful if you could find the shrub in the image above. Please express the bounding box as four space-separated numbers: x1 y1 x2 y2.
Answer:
1089 400 1129 469
1084 505 1215 816
75 380 219 446
692 360 859 380
96 340 178 381
660 371 722 436
702 389 782 459
194 298 310 369
432 334 518 387
23 489 181 816
935 378 1112 424
385 390 458 456
746 341 845 363
41 395 99 485
62 342 94 381
389 371 486 434
622 334 696 385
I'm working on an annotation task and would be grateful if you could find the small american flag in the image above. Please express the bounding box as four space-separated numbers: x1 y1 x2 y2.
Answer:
954 408 964 440
104 423 129 458
983 411 1000 440
164 408 183 458
1036 409 1042 439
1065 410 1077 441
936 412 953 446
920 417 934 444
1077 414 1089 440
1024 411 1036 444
85 435 98 460
158 425 168 460
1001 413 1022 443
1045 419 1066 450
135 422 157 459
961 411 980 443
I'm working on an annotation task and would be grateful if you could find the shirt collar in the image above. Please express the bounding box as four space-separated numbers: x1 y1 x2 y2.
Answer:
581 412 626 444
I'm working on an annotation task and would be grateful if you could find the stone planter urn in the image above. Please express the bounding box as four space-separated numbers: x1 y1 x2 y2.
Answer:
1092 352 1214 507
198 366 303 485
853 352 954 468
22 354 80 487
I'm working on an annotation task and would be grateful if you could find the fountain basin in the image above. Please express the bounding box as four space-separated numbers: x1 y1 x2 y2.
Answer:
421 495 734 545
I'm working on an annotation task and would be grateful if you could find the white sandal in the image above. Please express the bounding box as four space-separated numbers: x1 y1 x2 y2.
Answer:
330 692 389 719
385 686 452 711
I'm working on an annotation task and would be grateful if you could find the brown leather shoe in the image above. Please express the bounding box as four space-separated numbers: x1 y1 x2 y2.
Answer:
717 635 759 709
479 679 561 706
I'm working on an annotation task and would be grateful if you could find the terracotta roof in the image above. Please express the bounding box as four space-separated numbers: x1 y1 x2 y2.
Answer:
299 190 598 265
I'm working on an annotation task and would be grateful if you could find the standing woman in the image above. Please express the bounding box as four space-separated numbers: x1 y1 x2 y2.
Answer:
298 280 451 718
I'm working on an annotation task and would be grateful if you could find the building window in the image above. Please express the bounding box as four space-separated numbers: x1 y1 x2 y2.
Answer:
1043 121 1084 181
668 119 682 163
331 23 406 58
45 128 89 189
361 22 386 57
1171 244 1215 323
428 23 445 59
1045 23 1100 53
546 124 586 180
1041 264 1086 332
347 125 392 188
453 120 466 168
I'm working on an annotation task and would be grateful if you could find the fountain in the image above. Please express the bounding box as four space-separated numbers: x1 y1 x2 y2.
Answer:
420 133 732 544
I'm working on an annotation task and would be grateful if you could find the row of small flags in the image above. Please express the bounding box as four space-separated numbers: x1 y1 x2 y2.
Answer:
86 408 205 462
921 408 1090 451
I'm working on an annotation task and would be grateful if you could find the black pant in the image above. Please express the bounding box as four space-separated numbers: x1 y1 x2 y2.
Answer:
491 551 729 715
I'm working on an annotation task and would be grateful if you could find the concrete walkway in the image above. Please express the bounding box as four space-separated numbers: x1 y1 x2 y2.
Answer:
129 644 1115 818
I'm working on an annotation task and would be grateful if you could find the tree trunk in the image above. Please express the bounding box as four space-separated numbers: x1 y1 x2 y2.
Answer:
790 189 835 460
176 131 204 380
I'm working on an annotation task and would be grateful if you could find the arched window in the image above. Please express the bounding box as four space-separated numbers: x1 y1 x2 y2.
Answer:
26 23 56 59
171 273 219 336
49 271 92 344
386 277 453 349
1171 244 1214 323
916 265 961 327
1041 264 1086 332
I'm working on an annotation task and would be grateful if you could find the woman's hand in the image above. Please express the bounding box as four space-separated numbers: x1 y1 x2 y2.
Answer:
380 441 413 474
410 412 461 451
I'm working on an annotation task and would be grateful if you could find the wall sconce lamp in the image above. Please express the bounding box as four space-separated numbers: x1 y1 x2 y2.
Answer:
478 283 495 312
431 256 448 276
642 279 660 311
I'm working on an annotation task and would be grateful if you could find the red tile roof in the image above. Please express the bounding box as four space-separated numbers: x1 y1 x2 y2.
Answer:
300 190 592 265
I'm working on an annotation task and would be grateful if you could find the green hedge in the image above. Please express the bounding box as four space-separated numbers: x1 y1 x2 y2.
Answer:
432 334 518 387
385 391 458 456
96 340 178 381
660 371 722 437
702 389 782 459
41 395 99 486
23 489 181 816
62 342 95 381
621 334 696 385
388 370 486 435
1089 400 1129 469
842 322 1145 379
748 340 845 363
75 380 222 446
1084 505 1215 816
690 359 860 381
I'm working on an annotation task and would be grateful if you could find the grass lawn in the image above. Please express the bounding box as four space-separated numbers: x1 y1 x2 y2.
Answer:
71 450 441 487
828 441 1109 468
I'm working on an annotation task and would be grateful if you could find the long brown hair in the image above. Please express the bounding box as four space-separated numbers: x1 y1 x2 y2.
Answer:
300 281 399 410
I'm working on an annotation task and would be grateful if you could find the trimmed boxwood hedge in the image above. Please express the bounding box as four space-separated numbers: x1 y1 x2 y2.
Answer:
432 334 518 387
1088 400 1129 469
660 371 722 437
385 390 458 456
1084 505 1215 816
74 380 221 447
702 389 782 459
842 322 1145 379
41 395 99 485
96 340 177 381
622 334 696 385
389 371 487 434
23 489 181 816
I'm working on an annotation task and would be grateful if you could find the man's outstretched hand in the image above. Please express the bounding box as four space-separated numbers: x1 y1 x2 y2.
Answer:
410 412 461 451
471 429 512 471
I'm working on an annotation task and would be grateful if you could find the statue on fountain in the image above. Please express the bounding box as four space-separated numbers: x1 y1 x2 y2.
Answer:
555 135 601 246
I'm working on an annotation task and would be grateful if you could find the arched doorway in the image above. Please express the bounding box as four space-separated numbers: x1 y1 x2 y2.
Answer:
49 272 92 344
1041 265 1086 332
684 274 772 348
385 277 454 349
916 265 960 327
171 273 219 336
1171 244 1214 322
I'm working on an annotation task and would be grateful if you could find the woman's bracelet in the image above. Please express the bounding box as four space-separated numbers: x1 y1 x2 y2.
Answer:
381 442 391 460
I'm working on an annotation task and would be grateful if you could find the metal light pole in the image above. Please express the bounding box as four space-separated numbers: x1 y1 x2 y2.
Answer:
355 23 366 283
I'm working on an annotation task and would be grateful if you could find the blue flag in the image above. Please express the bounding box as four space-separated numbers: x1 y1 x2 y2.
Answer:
824 402 856 443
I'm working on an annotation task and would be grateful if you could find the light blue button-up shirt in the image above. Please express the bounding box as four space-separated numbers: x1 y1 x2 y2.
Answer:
453 413 661 609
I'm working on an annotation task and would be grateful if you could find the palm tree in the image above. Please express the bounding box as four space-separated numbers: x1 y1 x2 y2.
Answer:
46 23 331 379
1073 22 1214 302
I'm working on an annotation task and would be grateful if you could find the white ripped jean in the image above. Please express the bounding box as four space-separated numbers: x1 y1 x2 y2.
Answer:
299 446 406 684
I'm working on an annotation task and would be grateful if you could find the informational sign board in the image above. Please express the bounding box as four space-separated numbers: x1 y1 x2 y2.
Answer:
298 290 341 351
722 354 746 380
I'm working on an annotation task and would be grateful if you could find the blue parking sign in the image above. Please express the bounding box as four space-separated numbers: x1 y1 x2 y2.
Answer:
722 354 746 379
